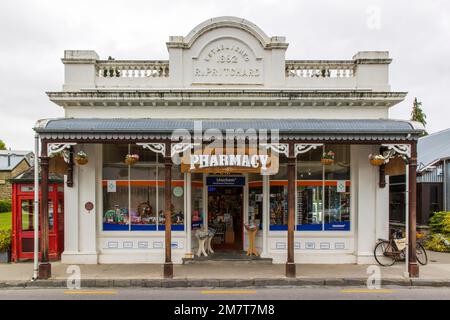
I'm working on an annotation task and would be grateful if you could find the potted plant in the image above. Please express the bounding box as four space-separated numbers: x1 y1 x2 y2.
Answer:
74 150 88 165
0 230 11 263
321 150 335 165
124 153 139 165
369 154 385 166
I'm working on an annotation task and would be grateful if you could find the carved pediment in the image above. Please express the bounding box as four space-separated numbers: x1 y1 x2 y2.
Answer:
192 38 263 85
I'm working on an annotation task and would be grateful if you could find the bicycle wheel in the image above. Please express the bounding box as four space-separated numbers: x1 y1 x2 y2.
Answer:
416 242 428 265
374 241 397 266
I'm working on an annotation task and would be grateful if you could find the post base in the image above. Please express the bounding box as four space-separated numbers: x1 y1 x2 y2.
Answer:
408 262 419 278
38 263 52 279
285 262 296 278
164 262 173 278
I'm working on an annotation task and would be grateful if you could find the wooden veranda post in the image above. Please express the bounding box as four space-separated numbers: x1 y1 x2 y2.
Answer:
164 141 173 278
286 143 296 277
38 140 51 279
408 141 419 277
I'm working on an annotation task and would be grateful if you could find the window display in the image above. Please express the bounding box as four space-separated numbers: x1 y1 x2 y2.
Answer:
296 145 350 231
269 161 288 230
248 173 263 229
191 173 204 230
102 144 185 232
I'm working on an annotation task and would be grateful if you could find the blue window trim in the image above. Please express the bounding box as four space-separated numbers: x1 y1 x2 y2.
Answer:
269 225 288 231
131 224 157 231
296 224 322 231
158 225 185 231
295 221 351 231
103 223 129 231
324 221 350 231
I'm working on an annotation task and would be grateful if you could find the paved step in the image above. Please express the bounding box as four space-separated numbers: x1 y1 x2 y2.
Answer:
183 252 273 264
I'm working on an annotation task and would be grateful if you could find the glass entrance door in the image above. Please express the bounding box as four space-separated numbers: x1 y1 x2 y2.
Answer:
207 186 244 251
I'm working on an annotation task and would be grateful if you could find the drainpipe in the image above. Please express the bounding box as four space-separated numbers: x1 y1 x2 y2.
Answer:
32 134 39 281
444 159 447 211
404 163 409 278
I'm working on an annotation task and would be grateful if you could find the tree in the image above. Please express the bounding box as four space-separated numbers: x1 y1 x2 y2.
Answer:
0 140 6 150
410 97 427 136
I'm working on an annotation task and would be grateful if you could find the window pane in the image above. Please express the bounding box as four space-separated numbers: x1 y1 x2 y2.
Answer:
191 173 204 230
248 173 263 229
297 186 323 230
324 145 350 180
103 185 130 231
324 185 350 231
297 147 322 180
269 185 288 230
296 144 351 231
269 157 288 230
21 199 34 231
130 184 157 231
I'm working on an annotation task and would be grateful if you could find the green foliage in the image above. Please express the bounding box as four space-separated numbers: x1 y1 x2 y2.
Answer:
410 98 427 136
429 211 450 234
0 200 11 213
0 139 5 150
425 234 450 252
0 230 11 252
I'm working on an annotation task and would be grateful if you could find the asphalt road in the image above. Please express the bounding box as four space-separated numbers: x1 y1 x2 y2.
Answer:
0 286 450 300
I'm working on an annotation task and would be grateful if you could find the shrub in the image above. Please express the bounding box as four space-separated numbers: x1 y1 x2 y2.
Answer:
0 200 11 213
0 230 11 252
425 233 450 252
429 211 450 234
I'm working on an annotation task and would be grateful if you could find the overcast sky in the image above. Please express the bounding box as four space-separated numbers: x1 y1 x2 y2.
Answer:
1 0 449 150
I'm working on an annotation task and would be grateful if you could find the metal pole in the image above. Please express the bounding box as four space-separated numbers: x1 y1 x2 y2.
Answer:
404 163 409 278
32 134 39 281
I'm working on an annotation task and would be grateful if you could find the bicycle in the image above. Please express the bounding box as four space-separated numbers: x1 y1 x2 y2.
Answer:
374 229 428 267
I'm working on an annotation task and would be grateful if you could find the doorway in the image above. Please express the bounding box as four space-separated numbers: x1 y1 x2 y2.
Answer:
207 186 243 251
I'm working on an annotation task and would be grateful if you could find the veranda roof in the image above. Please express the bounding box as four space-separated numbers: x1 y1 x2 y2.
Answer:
34 118 424 142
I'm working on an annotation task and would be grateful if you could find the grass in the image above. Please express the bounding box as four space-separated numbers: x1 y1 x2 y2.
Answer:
0 212 12 231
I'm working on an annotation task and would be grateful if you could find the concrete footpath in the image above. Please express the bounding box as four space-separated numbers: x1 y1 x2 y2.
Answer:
1 251 450 288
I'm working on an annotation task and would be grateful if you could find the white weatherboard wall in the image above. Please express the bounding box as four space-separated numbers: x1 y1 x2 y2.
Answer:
353 145 382 264
62 144 100 264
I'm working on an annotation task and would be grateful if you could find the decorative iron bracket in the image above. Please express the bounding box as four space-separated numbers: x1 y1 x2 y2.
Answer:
294 143 323 157
171 142 195 157
260 143 289 157
137 143 166 155
47 143 77 163
381 144 411 161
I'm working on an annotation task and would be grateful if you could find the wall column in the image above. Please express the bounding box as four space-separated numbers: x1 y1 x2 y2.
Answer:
408 141 419 277
286 144 296 277
164 150 173 278
39 140 51 279
185 172 192 258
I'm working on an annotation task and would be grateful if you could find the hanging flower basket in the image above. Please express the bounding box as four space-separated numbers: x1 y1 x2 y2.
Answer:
369 154 385 166
321 150 335 165
74 151 88 165
124 154 139 165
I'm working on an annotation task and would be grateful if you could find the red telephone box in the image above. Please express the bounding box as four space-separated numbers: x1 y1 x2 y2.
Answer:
11 173 64 262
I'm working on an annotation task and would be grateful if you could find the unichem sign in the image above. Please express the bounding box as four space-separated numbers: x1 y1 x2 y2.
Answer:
190 154 269 170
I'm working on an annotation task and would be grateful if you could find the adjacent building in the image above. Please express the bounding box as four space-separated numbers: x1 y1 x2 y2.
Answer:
417 129 450 221
0 150 32 200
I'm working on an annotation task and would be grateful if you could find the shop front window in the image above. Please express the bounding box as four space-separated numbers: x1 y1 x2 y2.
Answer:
269 160 288 231
296 145 351 231
191 173 204 230
248 173 263 230
102 144 184 232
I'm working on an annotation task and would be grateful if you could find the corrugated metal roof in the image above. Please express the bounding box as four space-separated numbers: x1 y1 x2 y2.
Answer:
0 150 33 171
418 128 450 170
36 118 421 134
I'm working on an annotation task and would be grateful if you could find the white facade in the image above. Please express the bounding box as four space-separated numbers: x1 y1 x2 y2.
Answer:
40 16 416 265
